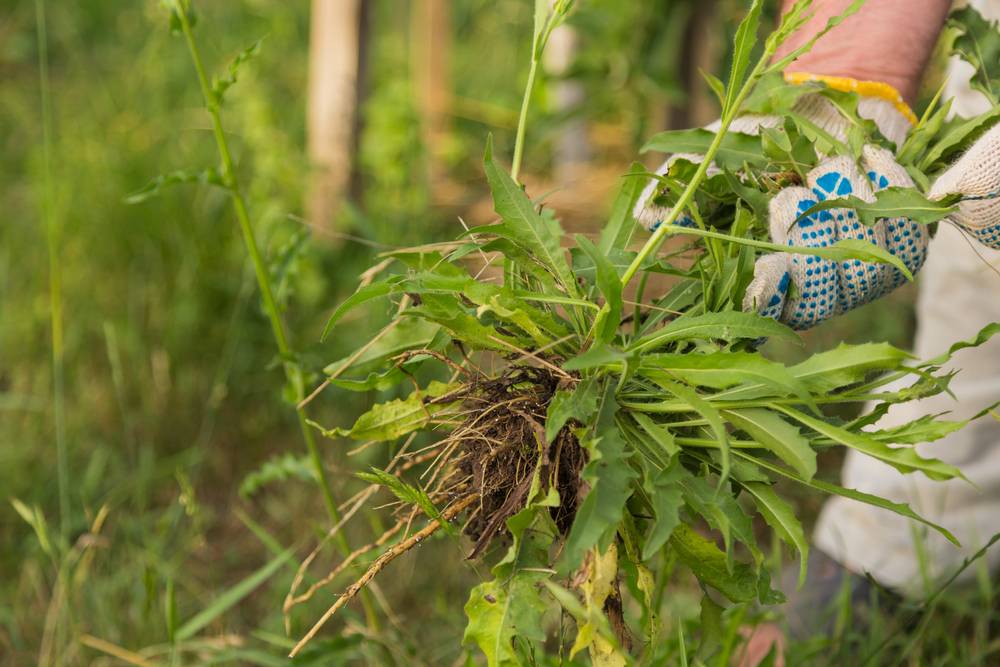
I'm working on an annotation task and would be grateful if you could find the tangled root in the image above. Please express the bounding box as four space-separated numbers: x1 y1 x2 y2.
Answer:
441 365 588 558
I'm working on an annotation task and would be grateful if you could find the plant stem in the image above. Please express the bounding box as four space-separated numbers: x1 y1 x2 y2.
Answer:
173 4 342 532
621 54 773 289
35 0 69 543
510 56 539 185
173 3 389 643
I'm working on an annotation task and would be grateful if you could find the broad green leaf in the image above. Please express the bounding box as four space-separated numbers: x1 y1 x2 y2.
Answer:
546 376 600 442
680 476 758 567
563 383 638 569
742 481 809 589
785 341 913 395
920 105 1000 171
641 462 688 559
123 167 226 204
631 412 680 461
794 188 959 229
641 129 768 170
642 351 819 415
739 450 960 546
478 238 557 289
726 0 762 113
865 413 968 445
482 136 577 294
723 408 816 481
477 296 553 347
321 276 406 341
696 595 725 662
323 317 443 378
576 235 623 343
599 162 645 253
630 311 802 352
310 381 460 441
669 524 783 604
464 507 557 667
176 546 294 640
724 168 770 224
773 404 968 483
652 379 731 487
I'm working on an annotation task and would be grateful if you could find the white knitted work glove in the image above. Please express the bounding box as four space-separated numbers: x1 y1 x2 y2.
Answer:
636 74 1000 331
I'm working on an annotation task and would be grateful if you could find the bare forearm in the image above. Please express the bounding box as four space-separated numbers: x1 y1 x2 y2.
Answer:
775 0 952 106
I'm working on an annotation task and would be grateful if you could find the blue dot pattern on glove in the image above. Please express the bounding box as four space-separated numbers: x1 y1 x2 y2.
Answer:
769 184 843 330
650 210 698 231
810 169 887 312
861 164 927 291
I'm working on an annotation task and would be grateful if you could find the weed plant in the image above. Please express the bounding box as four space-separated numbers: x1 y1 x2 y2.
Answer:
294 1 1000 665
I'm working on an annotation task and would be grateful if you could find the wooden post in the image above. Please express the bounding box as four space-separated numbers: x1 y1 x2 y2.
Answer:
306 0 363 234
413 0 452 200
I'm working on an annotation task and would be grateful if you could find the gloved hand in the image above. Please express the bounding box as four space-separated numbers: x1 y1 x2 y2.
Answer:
635 73 1000 331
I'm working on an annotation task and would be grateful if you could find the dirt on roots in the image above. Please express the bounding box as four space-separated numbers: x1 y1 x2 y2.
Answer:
429 364 589 559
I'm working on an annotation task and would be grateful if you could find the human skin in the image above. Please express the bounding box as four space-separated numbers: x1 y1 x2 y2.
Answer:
775 0 953 106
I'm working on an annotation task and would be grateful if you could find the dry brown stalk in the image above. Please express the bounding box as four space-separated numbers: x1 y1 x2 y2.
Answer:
486 335 574 379
284 484 378 617
289 493 478 657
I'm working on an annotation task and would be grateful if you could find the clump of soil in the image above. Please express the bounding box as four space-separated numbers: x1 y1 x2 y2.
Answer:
442 365 589 559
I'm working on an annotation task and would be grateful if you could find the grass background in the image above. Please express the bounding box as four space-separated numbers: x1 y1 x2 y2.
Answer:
2 0 994 664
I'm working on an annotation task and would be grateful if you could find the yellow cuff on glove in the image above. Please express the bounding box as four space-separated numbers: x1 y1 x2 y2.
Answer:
784 72 918 126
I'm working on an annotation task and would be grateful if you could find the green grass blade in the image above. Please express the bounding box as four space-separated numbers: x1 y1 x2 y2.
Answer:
175 546 294 640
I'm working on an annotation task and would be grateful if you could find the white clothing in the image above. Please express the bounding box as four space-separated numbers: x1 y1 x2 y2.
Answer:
813 6 1000 595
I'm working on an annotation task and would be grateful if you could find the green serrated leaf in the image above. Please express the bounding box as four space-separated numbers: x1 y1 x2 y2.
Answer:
630 310 802 352
211 36 267 108
669 523 781 604
774 404 968 483
723 408 816 481
642 351 820 416
740 450 960 547
546 376 600 442
794 187 959 229
641 462 688 559
741 481 809 589
641 129 768 171
563 382 638 569
124 167 227 204
576 235 624 344
464 507 557 667
599 162 646 253
483 136 578 295
311 381 460 441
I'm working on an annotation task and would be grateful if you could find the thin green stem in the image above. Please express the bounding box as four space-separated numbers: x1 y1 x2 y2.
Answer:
173 3 341 530
510 56 539 184
173 2 387 641
621 52 773 289
35 0 69 542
